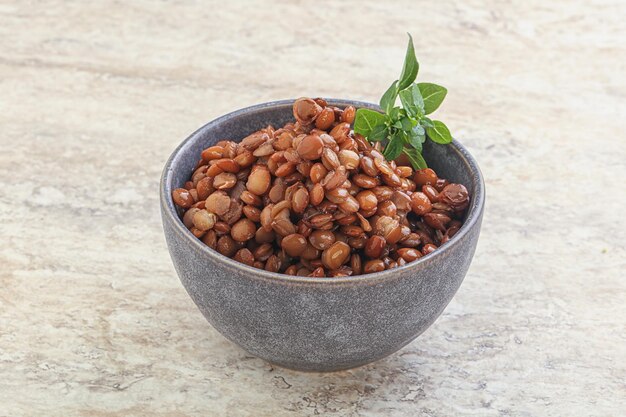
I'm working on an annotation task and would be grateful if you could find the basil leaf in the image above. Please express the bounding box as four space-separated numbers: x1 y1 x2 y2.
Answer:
407 124 425 149
407 131 423 151
426 120 453 144
412 124 425 136
420 117 434 129
388 106 403 121
398 83 424 118
400 117 414 131
398 34 419 90
408 125 424 147
418 83 447 114
383 133 404 160
393 120 403 129
403 148 428 170
379 80 398 114
369 124 388 142
354 108 387 137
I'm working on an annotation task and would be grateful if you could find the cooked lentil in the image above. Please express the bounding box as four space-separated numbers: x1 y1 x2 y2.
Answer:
172 98 471 277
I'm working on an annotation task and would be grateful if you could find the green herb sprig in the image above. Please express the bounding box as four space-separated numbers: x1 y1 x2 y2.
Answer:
354 34 453 170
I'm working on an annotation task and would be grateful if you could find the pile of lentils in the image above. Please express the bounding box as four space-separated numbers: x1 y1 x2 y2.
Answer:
171 98 470 277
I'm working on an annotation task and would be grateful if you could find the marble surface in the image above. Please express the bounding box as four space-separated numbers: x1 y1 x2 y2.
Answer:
1 0 624 416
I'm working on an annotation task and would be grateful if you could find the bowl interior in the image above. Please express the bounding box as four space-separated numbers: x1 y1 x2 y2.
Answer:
161 99 484 282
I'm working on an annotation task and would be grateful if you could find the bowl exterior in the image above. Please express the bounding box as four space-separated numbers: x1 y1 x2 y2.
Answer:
160 100 484 371
162 211 481 371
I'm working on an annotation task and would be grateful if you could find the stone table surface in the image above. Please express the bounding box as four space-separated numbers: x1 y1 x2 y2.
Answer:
1 1 624 416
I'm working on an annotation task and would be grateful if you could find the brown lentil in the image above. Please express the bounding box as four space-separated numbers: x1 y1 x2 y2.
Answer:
297 134 324 160
376 200 397 217
246 165 271 195
341 106 356 124
309 230 336 250
300 244 321 260
352 174 379 189
216 235 238 257
423 212 452 231
309 267 325 277
202 229 218 249
265 254 281 272
240 190 261 206
281 233 308 257
422 243 438 255
234 248 255 266
397 248 422 262
321 241 351 270
213 172 237 190
221 199 243 225
206 191 231 216
321 148 340 170
310 163 328 183
230 218 256 242
364 235 386 258
291 187 309 214
271 217 296 236
422 184 440 203
310 183 325 206
293 98 321 126
329 122 350 142
414 168 438 187
434 178 449 192
371 186 393 202
172 188 194 208
190 227 205 238
213 221 231 235
439 183 470 210
201 146 224 161
363 259 385 274
339 195 360 213
183 207 201 229
338 150 360 170
206 164 223 177
309 213 334 228
243 205 262 222
192 210 217 231
315 107 335 130
411 192 433 216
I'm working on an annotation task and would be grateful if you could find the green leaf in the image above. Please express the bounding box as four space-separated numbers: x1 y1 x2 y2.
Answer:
383 133 404 160
399 83 424 118
403 148 428 170
379 80 398 114
406 132 422 151
369 124 388 142
407 124 425 150
426 120 453 144
400 117 414 131
407 125 426 152
398 34 419 90
412 124 425 136
388 106 403 122
392 120 403 129
420 117 434 129
354 108 387 137
418 83 447 114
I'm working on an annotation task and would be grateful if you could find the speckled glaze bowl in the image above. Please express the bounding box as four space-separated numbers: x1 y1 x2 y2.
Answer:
160 99 485 372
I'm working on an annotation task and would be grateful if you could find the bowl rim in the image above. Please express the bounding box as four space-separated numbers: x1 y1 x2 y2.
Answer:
160 99 485 286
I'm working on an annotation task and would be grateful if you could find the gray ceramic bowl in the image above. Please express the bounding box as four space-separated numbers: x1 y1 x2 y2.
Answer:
160 99 485 372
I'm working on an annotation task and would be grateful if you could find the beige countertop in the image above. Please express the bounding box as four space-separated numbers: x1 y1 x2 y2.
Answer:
1 1 624 416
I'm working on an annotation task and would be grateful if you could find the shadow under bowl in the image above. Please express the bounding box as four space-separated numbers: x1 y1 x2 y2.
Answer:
160 99 485 372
